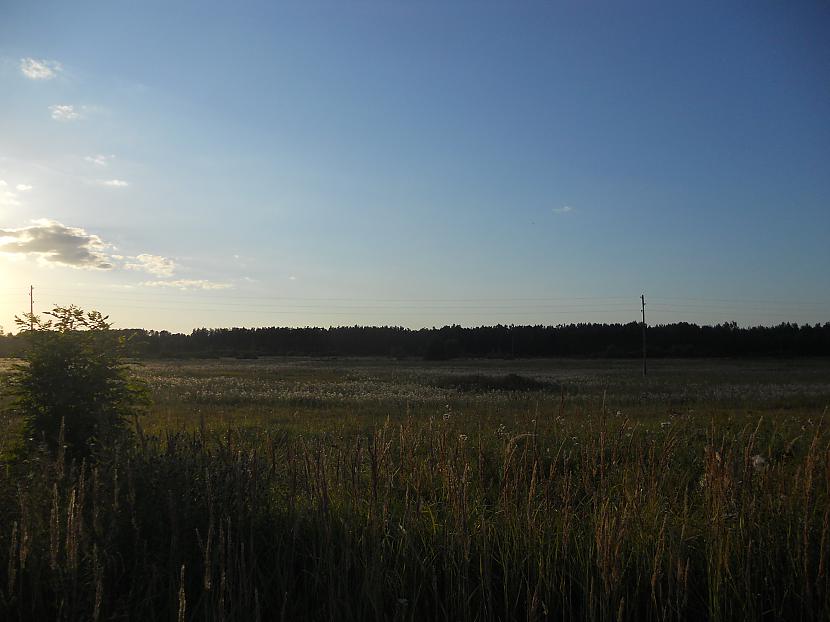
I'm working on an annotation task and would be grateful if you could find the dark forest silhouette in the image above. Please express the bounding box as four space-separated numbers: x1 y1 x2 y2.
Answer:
3 321 829 359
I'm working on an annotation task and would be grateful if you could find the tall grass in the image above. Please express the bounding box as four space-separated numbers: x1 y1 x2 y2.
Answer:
1 411 828 620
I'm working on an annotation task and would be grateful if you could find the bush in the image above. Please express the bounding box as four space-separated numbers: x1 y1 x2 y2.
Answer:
432 372 555 393
4 305 147 458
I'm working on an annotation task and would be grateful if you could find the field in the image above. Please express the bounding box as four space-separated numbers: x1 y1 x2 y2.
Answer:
2 356 829 620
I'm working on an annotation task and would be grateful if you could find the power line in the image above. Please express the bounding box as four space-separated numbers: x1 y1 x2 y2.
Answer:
1 289 826 333
641 293 647 377
36 303 641 316
16 288 830 308
28 289 637 303
651 296 830 306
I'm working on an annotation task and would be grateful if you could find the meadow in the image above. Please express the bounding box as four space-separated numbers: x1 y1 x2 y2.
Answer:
1 356 829 620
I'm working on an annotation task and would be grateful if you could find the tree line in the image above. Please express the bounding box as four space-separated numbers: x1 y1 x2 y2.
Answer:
3 320 829 359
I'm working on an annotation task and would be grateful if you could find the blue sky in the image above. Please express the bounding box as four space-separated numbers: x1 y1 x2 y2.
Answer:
1 1 828 332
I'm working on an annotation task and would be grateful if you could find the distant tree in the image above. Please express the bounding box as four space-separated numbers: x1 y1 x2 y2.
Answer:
4 305 148 459
8 319 826 362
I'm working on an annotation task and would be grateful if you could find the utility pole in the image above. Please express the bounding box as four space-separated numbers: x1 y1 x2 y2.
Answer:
29 285 34 331
641 293 647 377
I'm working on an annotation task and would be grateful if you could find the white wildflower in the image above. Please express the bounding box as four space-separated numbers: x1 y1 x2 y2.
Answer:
751 455 767 470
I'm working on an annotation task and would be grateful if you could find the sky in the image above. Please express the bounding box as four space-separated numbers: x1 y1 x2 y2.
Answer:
1 1 829 333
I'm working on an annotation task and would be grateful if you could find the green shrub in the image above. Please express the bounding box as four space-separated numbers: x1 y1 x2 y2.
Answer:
5 305 147 458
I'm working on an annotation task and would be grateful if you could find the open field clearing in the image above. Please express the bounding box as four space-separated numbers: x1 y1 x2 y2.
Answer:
2 357 829 620
137 356 830 431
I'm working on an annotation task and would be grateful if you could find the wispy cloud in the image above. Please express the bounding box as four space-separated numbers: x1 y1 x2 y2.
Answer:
125 254 176 277
20 57 62 80
16 184 33 192
85 154 114 167
0 219 113 269
49 104 81 121
140 279 232 291
98 179 129 188
553 205 574 214
0 180 22 208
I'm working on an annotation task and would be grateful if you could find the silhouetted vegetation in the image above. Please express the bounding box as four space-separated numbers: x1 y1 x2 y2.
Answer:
2 351 829 620
1 414 827 621
2 306 147 459
3 321 826 359
431 372 555 393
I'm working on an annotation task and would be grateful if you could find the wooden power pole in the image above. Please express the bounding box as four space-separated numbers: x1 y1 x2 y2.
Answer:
641 293 647 376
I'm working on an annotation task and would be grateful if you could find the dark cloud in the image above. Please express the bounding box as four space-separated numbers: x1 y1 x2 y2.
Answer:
0 219 113 269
